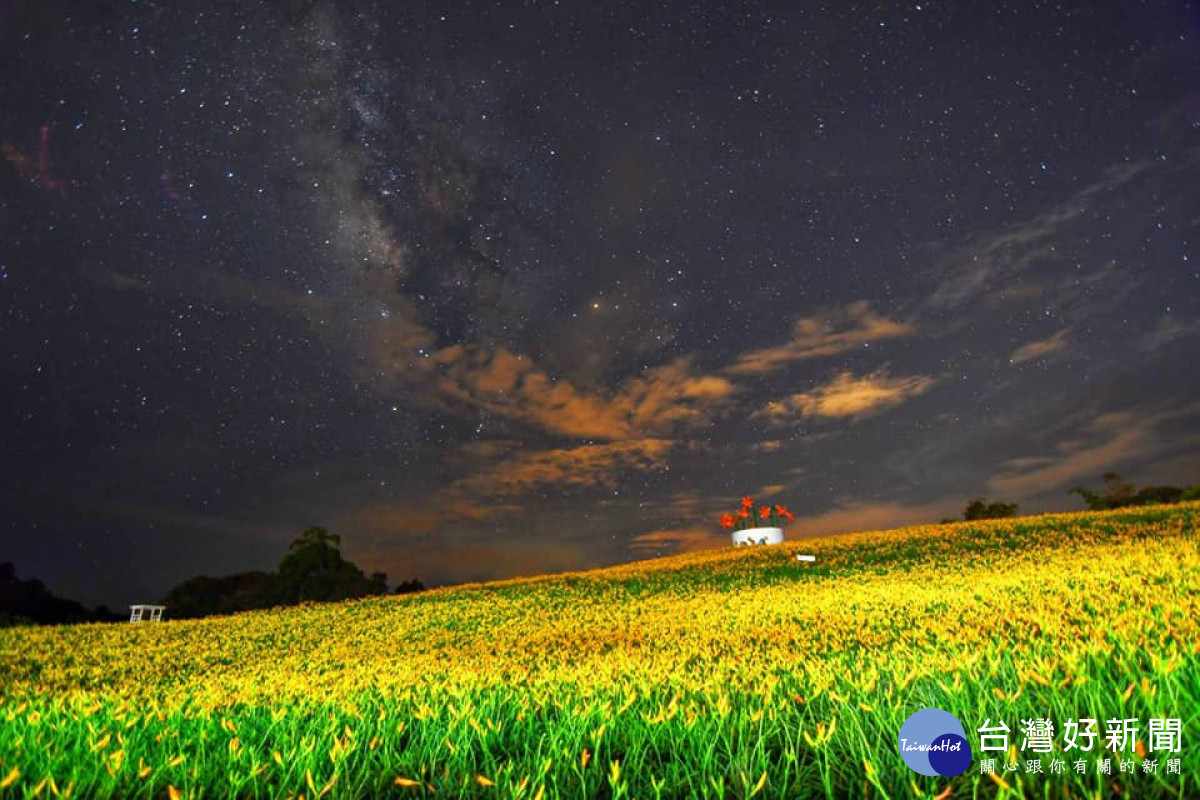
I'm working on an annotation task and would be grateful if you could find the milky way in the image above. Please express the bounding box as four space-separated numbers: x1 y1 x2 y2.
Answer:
2 1 1198 608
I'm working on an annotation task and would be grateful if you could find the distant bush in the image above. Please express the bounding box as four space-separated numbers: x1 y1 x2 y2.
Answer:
1071 472 1197 510
962 498 1020 521
393 578 425 595
0 562 120 626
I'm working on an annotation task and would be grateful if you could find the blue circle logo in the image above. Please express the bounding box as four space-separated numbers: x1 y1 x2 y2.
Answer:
897 708 972 776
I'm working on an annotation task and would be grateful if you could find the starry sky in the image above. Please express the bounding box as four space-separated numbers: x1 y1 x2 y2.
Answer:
3 1 1199 610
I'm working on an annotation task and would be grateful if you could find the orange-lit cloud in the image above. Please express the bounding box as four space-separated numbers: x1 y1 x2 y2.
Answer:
756 370 935 421
1009 330 1070 364
365 309 439 377
410 347 735 440
627 526 728 555
725 302 913 375
350 296 918 504
454 438 676 497
344 497 517 537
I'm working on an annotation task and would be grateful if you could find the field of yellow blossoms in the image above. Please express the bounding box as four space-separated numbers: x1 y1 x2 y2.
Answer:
1 503 1197 798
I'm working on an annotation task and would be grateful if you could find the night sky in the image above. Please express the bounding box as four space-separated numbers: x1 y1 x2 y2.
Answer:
3 1 1199 610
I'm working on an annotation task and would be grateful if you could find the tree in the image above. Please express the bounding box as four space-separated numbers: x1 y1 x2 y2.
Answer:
158 526 401 619
272 527 387 605
962 498 1019 521
1 562 106 626
288 526 342 553
1131 485 1183 506
162 571 276 618
1069 472 1184 510
1069 485 1107 511
393 578 425 595
1100 472 1134 507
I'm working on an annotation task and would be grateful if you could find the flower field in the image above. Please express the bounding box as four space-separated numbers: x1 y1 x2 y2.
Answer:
1 503 1198 799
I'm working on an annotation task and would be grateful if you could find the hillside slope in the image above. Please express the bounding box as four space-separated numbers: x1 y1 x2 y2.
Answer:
1 504 1198 798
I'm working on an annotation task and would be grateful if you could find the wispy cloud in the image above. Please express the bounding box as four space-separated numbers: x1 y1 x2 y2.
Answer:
986 404 1200 499
627 525 728 556
929 160 1151 309
786 498 962 538
1138 315 1200 353
725 301 914 376
339 497 520 539
1008 330 1070 364
756 370 935 422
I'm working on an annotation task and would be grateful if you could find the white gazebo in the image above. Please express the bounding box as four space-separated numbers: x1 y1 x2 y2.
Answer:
129 604 166 622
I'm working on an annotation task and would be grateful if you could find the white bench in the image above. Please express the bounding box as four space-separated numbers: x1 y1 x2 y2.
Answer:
129 604 166 622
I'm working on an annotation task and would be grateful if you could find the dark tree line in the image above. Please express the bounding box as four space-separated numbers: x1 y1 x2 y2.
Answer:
941 498 1020 523
3 527 426 626
0 562 124 627
1069 472 1200 511
939 471 1199 525
163 526 425 618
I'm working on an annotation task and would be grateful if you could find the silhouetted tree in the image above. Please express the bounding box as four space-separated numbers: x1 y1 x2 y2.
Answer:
163 571 276 619
1131 485 1184 506
1070 472 1190 510
272 526 388 605
0 563 113 626
963 498 1020 521
158 527 397 618
393 578 426 595
1100 472 1135 506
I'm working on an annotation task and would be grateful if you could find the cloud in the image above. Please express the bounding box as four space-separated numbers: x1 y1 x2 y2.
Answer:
627 526 728 555
756 370 935 421
725 301 914 376
453 438 677 497
1008 330 1070 364
363 309 440 377
406 348 735 441
86 266 342 331
411 345 633 439
785 499 963 538
986 405 1200 499
340 497 519 539
94 269 150 292
1138 315 1200 353
929 160 1151 309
